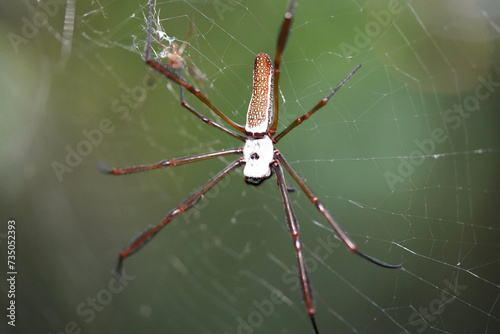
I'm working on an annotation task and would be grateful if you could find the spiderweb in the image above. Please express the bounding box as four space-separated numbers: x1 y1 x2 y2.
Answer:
5 0 500 333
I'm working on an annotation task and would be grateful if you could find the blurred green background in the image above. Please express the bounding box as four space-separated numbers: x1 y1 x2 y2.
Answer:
1 0 500 333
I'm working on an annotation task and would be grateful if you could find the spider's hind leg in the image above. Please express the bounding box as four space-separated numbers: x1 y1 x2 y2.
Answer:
275 151 402 269
116 158 244 272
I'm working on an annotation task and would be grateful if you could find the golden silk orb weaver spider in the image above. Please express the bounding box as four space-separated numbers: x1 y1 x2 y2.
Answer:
103 0 402 332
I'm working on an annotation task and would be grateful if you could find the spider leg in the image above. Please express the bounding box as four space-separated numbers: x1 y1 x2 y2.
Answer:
272 160 319 334
117 158 244 273
273 64 362 143
145 0 246 136
275 151 402 269
100 148 243 175
270 0 296 134
177 27 193 55
178 80 246 141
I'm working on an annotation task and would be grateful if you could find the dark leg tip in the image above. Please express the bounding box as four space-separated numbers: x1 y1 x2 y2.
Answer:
357 250 402 269
116 256 124 276
310 314 320 334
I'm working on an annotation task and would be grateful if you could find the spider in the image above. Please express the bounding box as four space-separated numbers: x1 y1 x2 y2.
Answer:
153 29 192 69
153 28 208 94
104 0 402 332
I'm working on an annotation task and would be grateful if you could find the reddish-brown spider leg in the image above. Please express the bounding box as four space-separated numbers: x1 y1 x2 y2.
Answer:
178 82 247 141
270 0 296 135
272 161 320 334
100 148 243 175
273 64 362 143
117 158 244 273
275 151 402 269
145 0 246 135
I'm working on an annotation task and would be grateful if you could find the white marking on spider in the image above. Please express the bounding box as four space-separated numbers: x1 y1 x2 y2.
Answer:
243 136 274 180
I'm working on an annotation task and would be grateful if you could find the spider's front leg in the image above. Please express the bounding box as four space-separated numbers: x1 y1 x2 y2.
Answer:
100 149 242 175
144 0 246 138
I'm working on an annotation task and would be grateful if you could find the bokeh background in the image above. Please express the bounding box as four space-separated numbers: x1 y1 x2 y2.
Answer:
1 0 500 333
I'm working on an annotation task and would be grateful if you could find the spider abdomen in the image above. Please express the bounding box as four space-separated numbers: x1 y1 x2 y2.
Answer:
245 53 274 136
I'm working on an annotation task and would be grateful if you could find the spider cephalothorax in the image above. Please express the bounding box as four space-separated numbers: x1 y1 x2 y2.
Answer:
243 135 274 182
104 1 402 333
